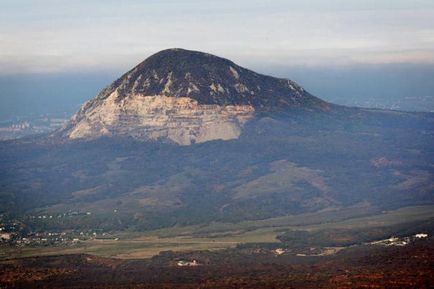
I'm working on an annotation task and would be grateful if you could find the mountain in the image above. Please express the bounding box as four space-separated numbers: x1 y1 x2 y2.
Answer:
0 49 433 232
58 48 329 145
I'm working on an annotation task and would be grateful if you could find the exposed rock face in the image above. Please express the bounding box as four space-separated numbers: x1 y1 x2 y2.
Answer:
59 48 329 144
67 93 254 145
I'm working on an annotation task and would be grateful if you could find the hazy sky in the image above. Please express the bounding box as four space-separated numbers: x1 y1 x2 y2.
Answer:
1 0 434 75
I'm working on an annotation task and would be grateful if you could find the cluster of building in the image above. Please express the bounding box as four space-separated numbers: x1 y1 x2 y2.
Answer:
1 230 121 247
176 260 200 267
0 115 68 140
28 211 92 220
273 247 342 257
369 233 428 247
1 211 124 249
0 215 118 247
0 230 87 246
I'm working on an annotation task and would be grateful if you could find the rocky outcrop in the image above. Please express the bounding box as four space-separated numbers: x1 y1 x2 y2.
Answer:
66 92 254 145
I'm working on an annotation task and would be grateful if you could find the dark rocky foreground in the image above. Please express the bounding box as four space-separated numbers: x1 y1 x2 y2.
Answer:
1 239 433 289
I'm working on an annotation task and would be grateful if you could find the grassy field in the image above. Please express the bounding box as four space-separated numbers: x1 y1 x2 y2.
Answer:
2 205 433 260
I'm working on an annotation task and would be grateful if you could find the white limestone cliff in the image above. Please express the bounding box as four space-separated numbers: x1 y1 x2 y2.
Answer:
67 92 255 145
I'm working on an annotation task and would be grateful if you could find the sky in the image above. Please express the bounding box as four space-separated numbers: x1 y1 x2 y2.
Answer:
0 0 434 119
1 0 434 74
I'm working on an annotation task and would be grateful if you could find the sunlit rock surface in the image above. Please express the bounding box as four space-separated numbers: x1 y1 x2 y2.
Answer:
67 93 254 145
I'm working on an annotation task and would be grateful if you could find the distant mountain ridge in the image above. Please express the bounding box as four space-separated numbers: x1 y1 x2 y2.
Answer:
58 49 330 144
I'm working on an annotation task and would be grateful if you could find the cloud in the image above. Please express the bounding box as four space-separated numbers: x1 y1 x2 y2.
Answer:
0 0 433 74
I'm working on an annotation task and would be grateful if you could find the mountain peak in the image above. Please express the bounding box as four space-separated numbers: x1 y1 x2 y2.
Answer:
139 48 229 66
136 48 241 74
97 48 327 109
58 49 330 145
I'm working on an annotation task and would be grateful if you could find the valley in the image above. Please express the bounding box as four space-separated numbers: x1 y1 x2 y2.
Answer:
2 205 432 260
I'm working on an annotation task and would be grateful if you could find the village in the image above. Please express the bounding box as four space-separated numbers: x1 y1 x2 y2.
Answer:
0 114 68 140
368 233 429 247
0 213 118 248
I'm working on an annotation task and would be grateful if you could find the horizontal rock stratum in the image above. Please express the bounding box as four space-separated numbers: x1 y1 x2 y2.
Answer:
58 48 329 145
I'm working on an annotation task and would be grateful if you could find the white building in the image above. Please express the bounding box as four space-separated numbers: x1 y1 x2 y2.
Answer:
0 233 11 240
177 260 199 267
274 248 285 255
